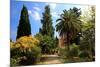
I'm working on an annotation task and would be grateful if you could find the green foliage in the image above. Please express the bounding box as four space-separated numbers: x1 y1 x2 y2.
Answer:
69 43 79 57
79 41 90 51
19 46 41 65
58 47 68 59
80 6 95 59
39 5 54 38
69 7 81 17
59 43 92 63
56 7 81 36
41 35 56 54
59 43 79 59
10 36 41 66
37 5 56 54
10 58 19 66
79 50 90 58
16 5 31 39
35 33 57 54
34 33 43 41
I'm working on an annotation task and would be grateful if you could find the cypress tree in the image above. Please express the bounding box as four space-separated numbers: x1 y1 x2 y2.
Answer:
16 5 31 39
39 5 54 37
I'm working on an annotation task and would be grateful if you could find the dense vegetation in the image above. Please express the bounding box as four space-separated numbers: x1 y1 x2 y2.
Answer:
35 33 57 54
10 5 95 66
10 36 41 66
58 6 95 62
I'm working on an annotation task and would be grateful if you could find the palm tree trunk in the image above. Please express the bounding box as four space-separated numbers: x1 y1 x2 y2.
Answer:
66 33 71 59
67 33 70 50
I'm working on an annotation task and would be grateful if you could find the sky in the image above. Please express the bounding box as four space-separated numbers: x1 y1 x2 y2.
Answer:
10 0 90 41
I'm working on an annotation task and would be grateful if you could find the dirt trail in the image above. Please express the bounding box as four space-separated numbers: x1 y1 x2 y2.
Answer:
38 55 63 64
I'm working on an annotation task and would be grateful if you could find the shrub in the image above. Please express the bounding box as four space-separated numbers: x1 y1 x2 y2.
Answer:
10 36 41 66
10 58 19 66
58 47 68 58
35 34 57 54
79 50 90 58
69 43 79 57
19 46 41 65
79 41 90 51
59 43 79 59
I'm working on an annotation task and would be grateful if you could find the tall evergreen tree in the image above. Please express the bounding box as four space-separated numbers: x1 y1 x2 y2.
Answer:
16 5 31 39
39 5 54 37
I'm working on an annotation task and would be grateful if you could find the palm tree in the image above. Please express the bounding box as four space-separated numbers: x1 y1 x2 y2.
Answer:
56 9 81 50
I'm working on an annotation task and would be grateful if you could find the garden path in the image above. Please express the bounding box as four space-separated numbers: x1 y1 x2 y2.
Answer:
38 54 64 64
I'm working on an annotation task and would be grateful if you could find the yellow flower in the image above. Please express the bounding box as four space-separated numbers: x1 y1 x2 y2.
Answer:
10 36 40 49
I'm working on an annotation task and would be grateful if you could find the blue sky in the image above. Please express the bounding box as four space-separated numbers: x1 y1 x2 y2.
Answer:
10 0 89 41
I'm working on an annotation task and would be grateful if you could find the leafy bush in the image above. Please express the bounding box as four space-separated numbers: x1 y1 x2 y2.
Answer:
41 35 56 54
10 36 41 66
10 58 19 66
35 34 57 54
79 41 90 51
79 50 90 58
58 47 68 58
59 43 79 59
19 46 41 65
69 43 79 57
